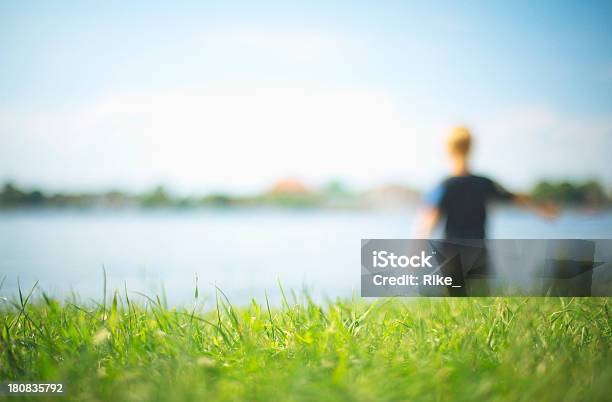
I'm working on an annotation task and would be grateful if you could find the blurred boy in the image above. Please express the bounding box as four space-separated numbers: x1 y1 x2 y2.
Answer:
419 126 557 239
417 127 557 295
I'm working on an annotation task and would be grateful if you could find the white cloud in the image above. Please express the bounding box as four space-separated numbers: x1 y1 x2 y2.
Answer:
0 86 437 192
474 105 612 189
2 93 610 193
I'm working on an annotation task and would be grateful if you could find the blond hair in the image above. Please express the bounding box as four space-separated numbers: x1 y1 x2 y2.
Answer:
447 126 472 156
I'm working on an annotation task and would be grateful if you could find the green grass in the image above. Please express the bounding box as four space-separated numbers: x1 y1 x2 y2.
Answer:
0 284 610 402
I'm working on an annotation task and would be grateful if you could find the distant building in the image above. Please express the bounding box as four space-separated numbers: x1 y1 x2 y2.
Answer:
363 184 420 208
269 178 311 195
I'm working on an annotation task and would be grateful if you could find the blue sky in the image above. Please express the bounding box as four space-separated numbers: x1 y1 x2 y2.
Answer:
1 1 611 193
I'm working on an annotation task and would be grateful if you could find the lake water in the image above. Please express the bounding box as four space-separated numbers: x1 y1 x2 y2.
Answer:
1 208 611 305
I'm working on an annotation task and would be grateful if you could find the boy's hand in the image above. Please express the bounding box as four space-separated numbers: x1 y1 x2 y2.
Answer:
513 194 559 220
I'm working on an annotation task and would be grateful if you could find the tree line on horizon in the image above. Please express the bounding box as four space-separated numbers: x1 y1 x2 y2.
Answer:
0 179 609 209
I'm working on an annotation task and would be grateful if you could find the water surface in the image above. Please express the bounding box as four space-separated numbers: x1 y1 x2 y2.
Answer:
1 208 610 305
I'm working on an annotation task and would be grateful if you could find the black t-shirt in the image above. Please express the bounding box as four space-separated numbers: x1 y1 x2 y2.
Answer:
427 175 514 239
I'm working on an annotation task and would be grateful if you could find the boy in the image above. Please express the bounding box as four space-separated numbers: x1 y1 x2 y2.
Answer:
419 126 557 239
417 127 557 295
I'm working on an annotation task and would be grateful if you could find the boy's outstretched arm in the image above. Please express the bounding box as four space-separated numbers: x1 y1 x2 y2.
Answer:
492 181 559 220
512 193 559 220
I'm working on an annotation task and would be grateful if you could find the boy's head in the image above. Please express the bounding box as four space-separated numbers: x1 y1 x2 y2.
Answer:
447 126 472 158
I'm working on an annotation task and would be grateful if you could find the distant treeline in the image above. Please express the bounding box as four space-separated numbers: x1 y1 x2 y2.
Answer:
0 182 350 209
0 179 609 209
530 180 608 205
